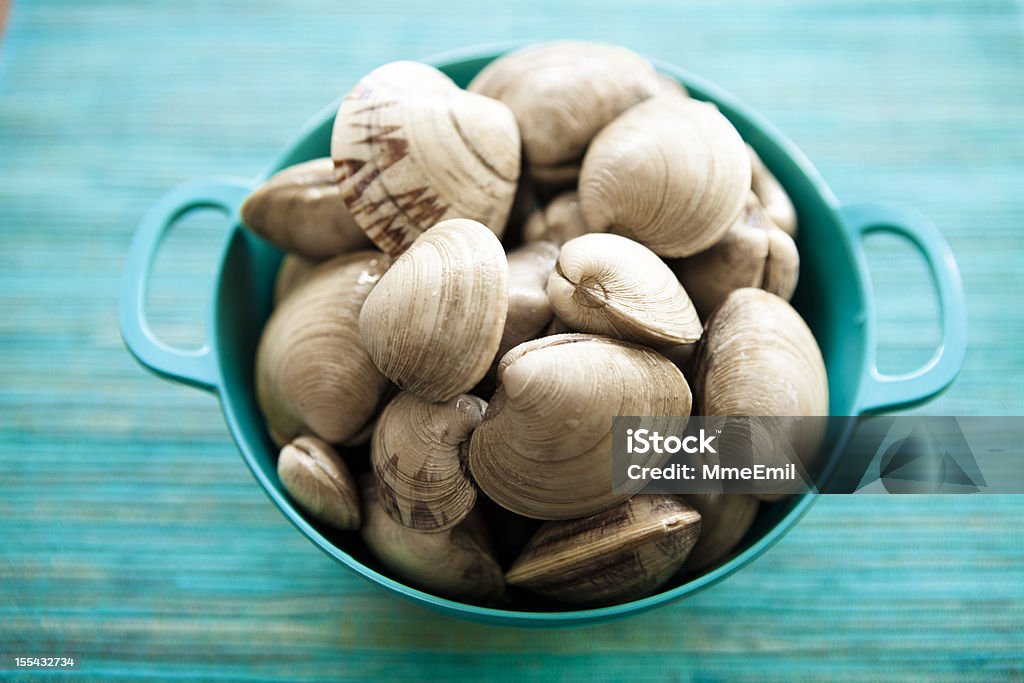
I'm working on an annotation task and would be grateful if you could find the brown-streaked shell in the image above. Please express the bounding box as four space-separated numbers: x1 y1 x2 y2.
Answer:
358 218 510 403
241 158 371 260
256 251 391 444
331 61 521 256
681 493 759 571
672 194 799 319
277 436 361 530
360 478 505 600
506 495 701 604
469 334 693 520
468 41 674 174
579 96 751 258
496 242 560 360
523 191 594 246
371 392 485 533
547 233 703 346
749 145 797 237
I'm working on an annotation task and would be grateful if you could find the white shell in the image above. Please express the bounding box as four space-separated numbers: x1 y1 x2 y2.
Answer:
693 289 828 417
272 254 317 306
359 218 510 402
497 242 560 360
580 96 751 257
241 158 371 260
749 145 797 237
469 42 668 164
547 233 703 346
693 290 829 499
469 334 693 520
672 194 799 319
256 251 391 444
277 436 360 531
523 191 594 246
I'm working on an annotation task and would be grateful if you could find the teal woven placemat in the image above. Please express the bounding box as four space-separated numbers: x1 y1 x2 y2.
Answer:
1 1 1022 680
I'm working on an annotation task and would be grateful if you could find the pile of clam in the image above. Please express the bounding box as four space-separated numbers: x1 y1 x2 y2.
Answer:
243 41 828 606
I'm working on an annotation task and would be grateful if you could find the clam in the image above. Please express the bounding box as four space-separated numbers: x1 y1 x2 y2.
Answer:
749 145 797 237
522 191 594 246
681 493 759 571
359 218 509 403
468 41 676 184
277 436 360 530
693 289 828 499
361 478 505 600
241 158 371 260
256 251 391 444
496 242 560 360
672 193 800 319
273 254 318 306
506 495 701 604
469 334 693 520
579 95 751 257
693 288 828 417
547 233 703 346
371 392 485 533
331 61 521 256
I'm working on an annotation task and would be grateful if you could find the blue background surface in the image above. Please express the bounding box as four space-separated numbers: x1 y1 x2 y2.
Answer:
1 1 1022 679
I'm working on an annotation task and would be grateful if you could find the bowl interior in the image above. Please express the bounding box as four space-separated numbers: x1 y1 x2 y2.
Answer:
210 51 869 624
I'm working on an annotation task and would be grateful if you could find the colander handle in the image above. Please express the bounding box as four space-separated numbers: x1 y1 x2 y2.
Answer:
119 178 253 393
839 203 967 414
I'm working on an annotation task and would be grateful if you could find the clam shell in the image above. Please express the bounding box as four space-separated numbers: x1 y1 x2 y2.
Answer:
496 242 560 360
672 194 799 319
241 158 371 260
469 334 693 520
371 392 485 533
277 436 360 531
359 218 509 403
468 41 671 170
272 254 318 306
580 96 751 258
361 478 505 600
693 288 828 417
749 145 797 237
506 495 701 604
681 493 759 571
522 191 594 246
256 251 391 443
693 290 828 496
547 233 703 346
331 61 520 256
